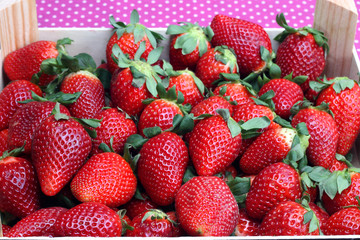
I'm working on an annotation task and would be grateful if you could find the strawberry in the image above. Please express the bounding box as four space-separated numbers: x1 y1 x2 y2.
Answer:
234 209 260 236
7 101 70 155
3 39 71 86
126 209 174 237
106 10 164 73
245 162 303 220
166 211 186 237
31 104 93 196
123 193 158 220
1 225 11 237
175 176 239 236
0 129 8 156
314 77 360 155
166 22 213 71
210 14 273 77
291 102 339 169
90 108 137 156
190 95 234 118
258 78 304 119
70 152 137 208
6 207 67 237
54 202 122 237
323 207 360 235
135 131 188 206
0 155 40 219
0 80 42 131
195 46 239 89
274 13 327 95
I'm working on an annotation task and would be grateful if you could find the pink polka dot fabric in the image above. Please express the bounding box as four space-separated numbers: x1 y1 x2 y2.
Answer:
36 0 359 54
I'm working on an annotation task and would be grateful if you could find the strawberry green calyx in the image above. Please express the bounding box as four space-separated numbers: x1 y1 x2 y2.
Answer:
297 194 322 234
283 72 308 85
275 13 329 53
290 100 334 119
99 136 116 153
141 209 177 226
251 90 276 111
19 90 82 105
0 143 25 160
117 209 134 234
166 22 214 57
310 76 356 94
213 73 257 97
109 10 164 48
260 46 280 79
226 176 251 205
56 38 73 55
214 45 239 74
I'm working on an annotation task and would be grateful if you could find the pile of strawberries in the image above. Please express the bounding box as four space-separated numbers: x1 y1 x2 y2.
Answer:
1 9 360 237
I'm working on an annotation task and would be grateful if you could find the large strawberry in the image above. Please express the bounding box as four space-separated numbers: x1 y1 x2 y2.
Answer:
0 80 42 131
70 152 137 208
54 202 122 237
3 38 71 86
210 14 273 77
175 176 239 236
166 22 213 71
106 10 164 73
275 13 327 94
6 207 67 237
323 207 360 235
314 77 360 155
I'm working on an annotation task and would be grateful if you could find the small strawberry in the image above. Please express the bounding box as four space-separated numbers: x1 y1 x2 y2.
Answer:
166 22 213 71
190 95 234 118
123 193 158 220
175 176 239 236
323 207 360 235
6 207 67 237
106 10 164 73
70 152 137 208
54 202 122 237
210 14 273 77
126 209 175 237
274 13 327 94
0 80 42 131
195 46 239 89
0 129 8 156
234 209 260 236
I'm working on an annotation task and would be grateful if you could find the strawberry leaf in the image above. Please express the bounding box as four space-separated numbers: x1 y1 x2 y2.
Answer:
126 134 148 151
95 67 112 91
134 25 146 45
226 177 251 204
332 77 355 93
52 102 70 121
147 47 163 65
130 9 140 24
134 41 146 61
143 126 162 139
216 109 241 138
75 53 97 73
269 63 282 79
183 166 197 183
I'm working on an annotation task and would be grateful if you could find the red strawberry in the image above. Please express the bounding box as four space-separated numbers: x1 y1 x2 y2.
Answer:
190 95 234 117
274 13 327 94
31 109 92 196
323 207 360 235
258 78 304 119
137 131 189 206
195 46 238 89
0 80 42 131
123 193 158 220
0 156 40 219
7 207 67 237
90 108 137 156
1 225 11 237
219 165 238 183
54 202 122 237
166 22 213 71
329 158 348 172
166 211 186 237
234 209 260 236
60 70 105 119
3 39 71 85
291 103 339 169
315 77 360 155
213 81 254 107
0 129 8 156
126 209 174 237
7 101 70 155
245 162 303 220
71 152 137 208
106 10 163 73
210 14 273 77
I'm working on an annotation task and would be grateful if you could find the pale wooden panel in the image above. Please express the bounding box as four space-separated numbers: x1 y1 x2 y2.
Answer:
0 0 38 88
314 0 358 79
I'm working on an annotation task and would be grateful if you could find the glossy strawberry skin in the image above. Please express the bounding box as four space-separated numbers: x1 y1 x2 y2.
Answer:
329 159 348 172
245 162 302 220
61 71 105 119
167 72 204 107
189 115 242 176
276 33 325 93
7 207 67 237
123 194 158 220
138 100 183 136
4 41 58 82
234 209 260 236
291 108 338 169
0 157 40 219
106 32 153 74
0 129 9 156
71 152 137 208
1 225 11 237
258 79 304 119
170 34 211 71
90 108 137 156
175 176 239 236
138 132 189 206
316 82 360 156
110 68 153 116
323 207 360 235
213 83 253 107
32 115 92 196
8 101 70 155
0 80 42 131
210 14 272 76
191 95 234 117
54 202 122 237
322 172 360 215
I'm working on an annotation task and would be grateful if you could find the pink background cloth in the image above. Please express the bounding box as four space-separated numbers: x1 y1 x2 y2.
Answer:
36 0 360 54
